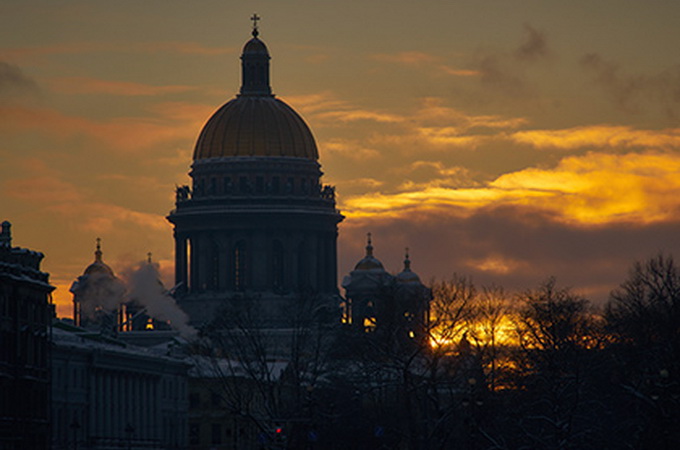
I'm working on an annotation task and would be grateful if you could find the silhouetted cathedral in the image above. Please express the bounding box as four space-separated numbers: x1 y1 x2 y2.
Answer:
167 23 343 327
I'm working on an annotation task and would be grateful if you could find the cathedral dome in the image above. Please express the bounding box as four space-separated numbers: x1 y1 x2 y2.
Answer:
193 25 318 161
193 96 318 160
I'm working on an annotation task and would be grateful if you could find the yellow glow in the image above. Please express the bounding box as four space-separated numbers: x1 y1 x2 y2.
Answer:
341 151 680 227
145 318 154 330
511 126 680 150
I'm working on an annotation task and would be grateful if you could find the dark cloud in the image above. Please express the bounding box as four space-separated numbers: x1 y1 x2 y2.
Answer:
339 207 680 306
514 24 549 62
0 61 40 100
580 53 680 119
475 54 527 95
471 24 549 97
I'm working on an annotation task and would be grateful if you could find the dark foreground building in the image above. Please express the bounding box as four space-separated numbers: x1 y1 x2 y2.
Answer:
0 221 54 450
167 23 343 329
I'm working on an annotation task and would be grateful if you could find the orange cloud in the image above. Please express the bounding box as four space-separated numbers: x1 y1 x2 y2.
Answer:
341 151 680 227
371 51 439 65
511 125 680 150
371 52 480 78
3 159 169 234
0 41 234 60
48 76 196 96
416 97 528 129
0 104 200 151
439 66 481 77
47 202 169 234
322 138 381 160
466 254 527 275
415 127 490 148
315 109 404 124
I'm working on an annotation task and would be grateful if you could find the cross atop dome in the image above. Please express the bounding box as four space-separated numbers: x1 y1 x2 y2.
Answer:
250 13 261 37
95 237 102 262
366 232 374 257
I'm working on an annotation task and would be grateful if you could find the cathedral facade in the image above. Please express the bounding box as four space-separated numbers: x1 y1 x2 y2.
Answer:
167 24 343 328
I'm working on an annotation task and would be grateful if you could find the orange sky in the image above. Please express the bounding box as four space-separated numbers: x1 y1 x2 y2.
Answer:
2 1 680 317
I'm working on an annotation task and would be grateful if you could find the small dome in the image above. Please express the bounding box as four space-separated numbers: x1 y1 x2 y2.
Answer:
396 250 422 284
353 233 387 273
193 96 318 160
355 255 385 272
243 37 268 55
83 239 115 277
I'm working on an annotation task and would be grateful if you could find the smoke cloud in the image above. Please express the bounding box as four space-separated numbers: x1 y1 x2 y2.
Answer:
121 259 196 338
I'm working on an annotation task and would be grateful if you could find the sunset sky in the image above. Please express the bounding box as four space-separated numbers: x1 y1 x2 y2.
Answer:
2 1 680 317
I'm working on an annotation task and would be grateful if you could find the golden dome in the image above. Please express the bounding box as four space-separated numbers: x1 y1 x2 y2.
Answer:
193 96 318 160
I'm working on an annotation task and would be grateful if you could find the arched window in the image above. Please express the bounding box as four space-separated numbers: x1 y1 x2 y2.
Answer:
272 241 285 291
233 241 247 291
207 241 219 290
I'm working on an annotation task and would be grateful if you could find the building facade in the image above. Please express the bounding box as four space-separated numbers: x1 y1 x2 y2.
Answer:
51 322 190 449
343 235 431 348
167 24 343 328
0 221 54 450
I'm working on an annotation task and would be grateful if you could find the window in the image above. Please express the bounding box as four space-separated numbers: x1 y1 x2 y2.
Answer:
233 241 247 291
208 242 219 290
189 423 200 445
189 393 200 409
211 392 221 408
272 241 284 290
211 423 222 445
239 176 249 193
297 242 307 289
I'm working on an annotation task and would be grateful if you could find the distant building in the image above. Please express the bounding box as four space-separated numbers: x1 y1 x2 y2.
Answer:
71 240 181 338
70 238 125 332
343 235 431 348
50 321 190 449
186 357 288 450
0 221 54 450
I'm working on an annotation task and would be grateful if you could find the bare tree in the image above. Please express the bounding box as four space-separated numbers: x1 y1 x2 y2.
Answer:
606 254 680 448
509 278 606 450
191 292 338 449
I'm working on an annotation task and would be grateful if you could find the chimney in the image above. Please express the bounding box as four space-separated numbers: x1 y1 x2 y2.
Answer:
0 221 11 248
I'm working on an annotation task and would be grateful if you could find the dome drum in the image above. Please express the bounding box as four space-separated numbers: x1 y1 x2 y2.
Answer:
172 156 338 213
